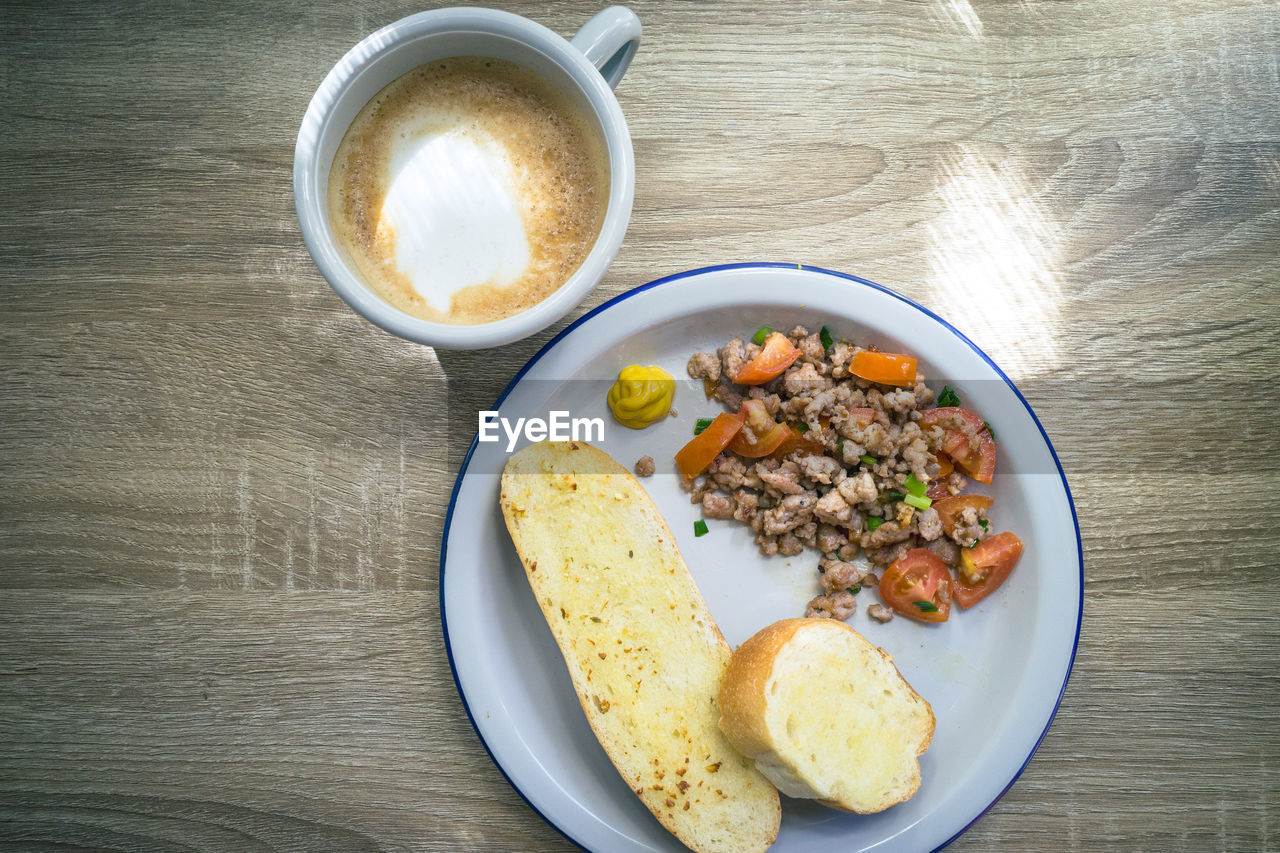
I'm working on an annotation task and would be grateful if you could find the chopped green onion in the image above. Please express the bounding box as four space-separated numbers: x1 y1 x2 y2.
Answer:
751 325 773 346
937 385 960 407
819 325 835 351
847 585 861 595
693 519 709 537
694 418 713 435
795 421 809 433
904 473 927 497
886 491 906 502
836 439 845 458
984 421 996 439
913 600 939 613
866 517 883 532
979 519 990 532
904 493 932 510
859 454 877 466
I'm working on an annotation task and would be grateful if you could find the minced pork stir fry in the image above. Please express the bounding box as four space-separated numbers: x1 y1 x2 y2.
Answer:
673 324 1024 625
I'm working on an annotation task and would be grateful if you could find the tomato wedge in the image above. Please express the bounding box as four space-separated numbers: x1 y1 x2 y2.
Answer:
931 494 994 538
733 332 801 385
727 400 794 458
953 431 995 484
850 351 917 387
674 411 744 479
730 425 794 458
934 453 955 478
954 531 1023 608
919 407 995 484
925 481 952 500
770 427 826 459
879 548 952 623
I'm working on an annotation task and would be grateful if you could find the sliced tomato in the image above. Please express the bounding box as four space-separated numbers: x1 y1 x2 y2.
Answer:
850 351 917 387
941 430 971 462
919 407 995 485
931 494 994 538
730 425 794 458
771 427 826 459
934 452 954 478
920 406 985 431
733 332 801 385
779 415 834 457
879 548 952 623
674 411 744 479
727 399 792 458
954 531 1023 608
954 430 995 484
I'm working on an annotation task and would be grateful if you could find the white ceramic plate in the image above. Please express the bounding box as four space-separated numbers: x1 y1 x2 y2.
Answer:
441 264 1082 852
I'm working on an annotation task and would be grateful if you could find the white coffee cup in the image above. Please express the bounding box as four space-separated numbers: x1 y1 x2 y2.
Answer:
293 7 640 350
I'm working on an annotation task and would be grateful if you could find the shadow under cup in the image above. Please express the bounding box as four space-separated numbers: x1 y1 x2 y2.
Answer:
294 9 636 350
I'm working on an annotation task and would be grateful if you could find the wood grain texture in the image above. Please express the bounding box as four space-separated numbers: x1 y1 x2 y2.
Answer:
2 0 1278 850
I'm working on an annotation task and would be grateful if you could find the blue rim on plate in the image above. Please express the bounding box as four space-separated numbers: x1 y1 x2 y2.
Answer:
439 262 1084 852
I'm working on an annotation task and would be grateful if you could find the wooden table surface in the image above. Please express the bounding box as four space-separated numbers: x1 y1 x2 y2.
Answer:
3 0 1278 850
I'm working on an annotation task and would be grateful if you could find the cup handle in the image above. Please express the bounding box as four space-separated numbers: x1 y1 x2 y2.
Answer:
570 6 641 89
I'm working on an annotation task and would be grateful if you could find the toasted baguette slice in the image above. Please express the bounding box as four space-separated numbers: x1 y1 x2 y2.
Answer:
500 441 780 853
718 618 934 813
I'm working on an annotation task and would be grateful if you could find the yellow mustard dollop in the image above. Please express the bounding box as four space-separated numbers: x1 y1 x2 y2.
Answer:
607 364 675 429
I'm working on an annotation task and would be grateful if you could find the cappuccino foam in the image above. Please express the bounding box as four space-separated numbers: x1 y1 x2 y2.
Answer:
327 57 609 326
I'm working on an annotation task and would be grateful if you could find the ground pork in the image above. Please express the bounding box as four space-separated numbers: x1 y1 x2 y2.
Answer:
868 603 894 623
783 362 828 397
805 590 856 620
860 520 913 550
732 489 759 523
707 454 762 492
757 460 807 496
701 492 734 519
686 351 720 382
634 455 655 478
917 506 943 541
712 384 744 411
777 532 805 556
951 505 988 548
719 337 748 380
761 493 816 536
684 326 1006 623
815 523 848 555
827 341 855 376
796 452 841 485
837 471 878 506
865 539 917 568
814 489 854 526
923 536 961 568
819 559 869 593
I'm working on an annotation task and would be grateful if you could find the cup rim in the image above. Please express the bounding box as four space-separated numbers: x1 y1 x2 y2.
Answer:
293 6 635 350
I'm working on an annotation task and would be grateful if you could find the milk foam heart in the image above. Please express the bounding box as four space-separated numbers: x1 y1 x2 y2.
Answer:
327 57 608 327
381 129 531 313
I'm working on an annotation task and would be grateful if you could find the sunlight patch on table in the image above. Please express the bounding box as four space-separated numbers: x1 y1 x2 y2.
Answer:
926 148 1064 377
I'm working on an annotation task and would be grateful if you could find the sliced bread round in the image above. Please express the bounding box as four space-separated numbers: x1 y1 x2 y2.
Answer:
717 617 935 813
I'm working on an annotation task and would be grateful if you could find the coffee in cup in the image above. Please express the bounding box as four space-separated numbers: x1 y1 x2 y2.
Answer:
294 7 640 349
326 57 609 326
